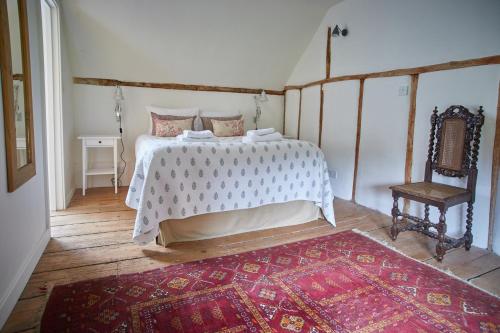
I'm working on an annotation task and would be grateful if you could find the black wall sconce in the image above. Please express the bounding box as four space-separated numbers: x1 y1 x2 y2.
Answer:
332 24 348 37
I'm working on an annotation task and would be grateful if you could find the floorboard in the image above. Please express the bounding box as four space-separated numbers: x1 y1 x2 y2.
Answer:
50 219 134 237
2 187 499 333
469 268 500 295
50 210 136 226
44 230 134 253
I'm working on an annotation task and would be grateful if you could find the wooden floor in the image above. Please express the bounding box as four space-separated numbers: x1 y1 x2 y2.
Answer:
3 187 500 332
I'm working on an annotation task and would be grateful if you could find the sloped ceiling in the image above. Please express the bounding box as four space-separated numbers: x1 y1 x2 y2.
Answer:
61 0 341 90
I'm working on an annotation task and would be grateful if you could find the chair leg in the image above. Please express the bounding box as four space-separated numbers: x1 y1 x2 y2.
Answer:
423 204 430 231
390 194 400 241
436 208 447 262
464 201 473 251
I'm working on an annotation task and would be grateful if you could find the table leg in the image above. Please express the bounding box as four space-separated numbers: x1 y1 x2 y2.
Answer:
390 194 400 240
436 208 448 261
82 140 87 196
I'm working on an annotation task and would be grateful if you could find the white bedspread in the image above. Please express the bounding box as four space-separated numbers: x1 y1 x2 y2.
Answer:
126 135 335 244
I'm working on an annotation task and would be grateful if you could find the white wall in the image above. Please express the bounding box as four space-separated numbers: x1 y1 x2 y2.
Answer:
72 85 284 188
60 11 75 203
61 0 340 90
356 76 410 214
321 81 358 200
284 90 301 138
298 86 321 145
288 0 500 85
0 1 50 328
286 0 500 251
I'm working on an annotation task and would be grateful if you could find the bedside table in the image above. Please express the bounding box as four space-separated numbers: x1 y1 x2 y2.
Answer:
78 135 121 195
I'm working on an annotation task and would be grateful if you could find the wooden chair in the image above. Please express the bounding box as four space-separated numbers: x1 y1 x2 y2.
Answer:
389 105 484 261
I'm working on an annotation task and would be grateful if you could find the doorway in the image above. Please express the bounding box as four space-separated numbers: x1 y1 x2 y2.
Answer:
41 0 65 210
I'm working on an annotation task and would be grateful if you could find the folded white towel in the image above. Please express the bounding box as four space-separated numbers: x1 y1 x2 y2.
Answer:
176 134 218 142
242 132 282 143
182 130 214 139
246 128 275 137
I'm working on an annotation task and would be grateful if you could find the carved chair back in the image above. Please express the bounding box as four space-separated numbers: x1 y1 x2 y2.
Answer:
424 105 484 200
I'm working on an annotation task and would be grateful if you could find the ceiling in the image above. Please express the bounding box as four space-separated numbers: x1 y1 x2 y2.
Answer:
61 0 342 90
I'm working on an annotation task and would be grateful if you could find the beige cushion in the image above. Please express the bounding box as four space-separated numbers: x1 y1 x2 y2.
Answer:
146 106 199 133
153 118 194 137
150 112 195 135
201 115 242 131
212 119 244 137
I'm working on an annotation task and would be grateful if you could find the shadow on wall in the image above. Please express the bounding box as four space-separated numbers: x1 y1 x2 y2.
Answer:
65 6 169 81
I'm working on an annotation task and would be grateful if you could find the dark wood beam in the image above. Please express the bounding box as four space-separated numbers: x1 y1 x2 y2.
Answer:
326 27 331 79
352 79 365 201
318 85 324 147
283 92 287 135
74 77 284 96
488 81 500 251
403 74 420 213
284 55 500 91
297 89 303 139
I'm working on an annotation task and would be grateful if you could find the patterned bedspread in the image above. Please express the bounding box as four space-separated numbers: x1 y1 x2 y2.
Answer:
126 135 335 244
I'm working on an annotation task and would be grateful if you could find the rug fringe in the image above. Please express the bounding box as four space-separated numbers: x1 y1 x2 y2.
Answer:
351 228 500 299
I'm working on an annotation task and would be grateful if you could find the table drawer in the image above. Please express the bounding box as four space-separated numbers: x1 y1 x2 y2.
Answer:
85 138 114 147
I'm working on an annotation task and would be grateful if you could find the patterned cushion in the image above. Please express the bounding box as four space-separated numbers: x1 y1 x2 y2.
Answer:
201 115 242 131
153 118 194 137
151 112 195 135
212 119 244 137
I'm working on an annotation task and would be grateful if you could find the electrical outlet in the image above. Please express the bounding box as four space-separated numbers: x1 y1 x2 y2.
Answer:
328 169 337 179
398 85 409 96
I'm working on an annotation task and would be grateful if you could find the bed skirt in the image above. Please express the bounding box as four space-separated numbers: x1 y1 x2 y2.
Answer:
157 200 321 246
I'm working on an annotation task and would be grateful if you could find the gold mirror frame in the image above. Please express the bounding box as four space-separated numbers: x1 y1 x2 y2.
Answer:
0 0 35 192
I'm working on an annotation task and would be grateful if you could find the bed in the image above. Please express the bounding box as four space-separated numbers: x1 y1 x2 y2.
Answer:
126 135 335 245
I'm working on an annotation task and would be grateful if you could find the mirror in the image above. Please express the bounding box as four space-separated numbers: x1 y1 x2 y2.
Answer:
1 0 35 192
8 0 27 168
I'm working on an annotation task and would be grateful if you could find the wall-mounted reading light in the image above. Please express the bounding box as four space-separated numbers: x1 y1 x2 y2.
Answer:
113 85 124 122
254 90 268 130
332 24 348 37
112 85 126 187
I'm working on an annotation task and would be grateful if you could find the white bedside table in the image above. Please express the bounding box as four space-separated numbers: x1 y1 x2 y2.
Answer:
78 135 121 196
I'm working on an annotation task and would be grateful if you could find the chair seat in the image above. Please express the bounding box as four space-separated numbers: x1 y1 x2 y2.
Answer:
390 181 472 208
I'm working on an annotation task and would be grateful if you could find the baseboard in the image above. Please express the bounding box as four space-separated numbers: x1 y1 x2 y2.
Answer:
0 228 50 329
65 187 75 208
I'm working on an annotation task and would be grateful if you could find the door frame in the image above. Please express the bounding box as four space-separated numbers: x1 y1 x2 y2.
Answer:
41 0 66 210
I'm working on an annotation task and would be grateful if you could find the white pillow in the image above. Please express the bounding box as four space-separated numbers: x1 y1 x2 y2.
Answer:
146 105 200 134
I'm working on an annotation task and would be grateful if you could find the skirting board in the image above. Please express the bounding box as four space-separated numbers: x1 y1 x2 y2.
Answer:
0 228 50 329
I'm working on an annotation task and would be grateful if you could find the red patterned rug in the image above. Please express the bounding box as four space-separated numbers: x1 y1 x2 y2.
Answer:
41 230 499 332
